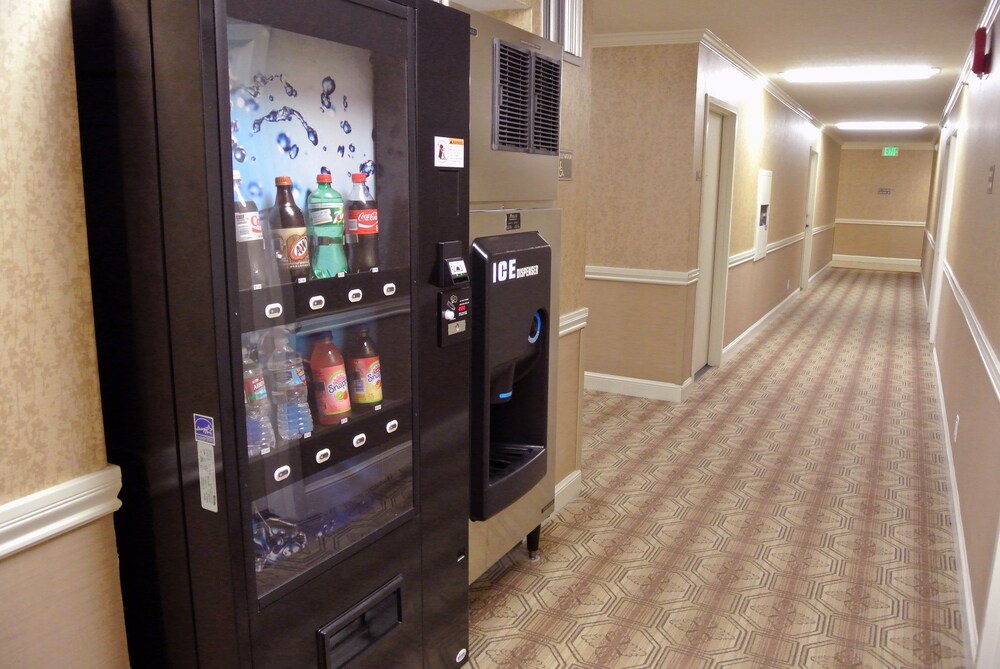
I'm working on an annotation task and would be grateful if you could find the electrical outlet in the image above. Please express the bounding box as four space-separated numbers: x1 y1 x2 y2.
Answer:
953 414 960 443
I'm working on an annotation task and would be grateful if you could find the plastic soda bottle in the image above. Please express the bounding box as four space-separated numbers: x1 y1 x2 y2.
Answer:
310 333 352 424
306 174 349 278
347 327 382 405
345 173 379 273
265 330 314 441
242 346 276 457
272 176 310 283
233 170 269 291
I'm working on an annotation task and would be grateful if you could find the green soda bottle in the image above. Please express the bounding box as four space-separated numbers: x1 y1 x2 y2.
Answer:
306 173 349 278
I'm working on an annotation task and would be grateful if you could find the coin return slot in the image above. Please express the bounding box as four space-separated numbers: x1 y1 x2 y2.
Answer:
273 465 291 482
316 448 331 464
385 420 398 434
348 288 363 303
382 283 396 296
309 295 326 310
265 303 283 319
353 433 367 448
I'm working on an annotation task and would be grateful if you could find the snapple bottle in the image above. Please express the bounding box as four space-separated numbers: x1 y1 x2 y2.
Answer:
310 333 351 424
347 327 382 405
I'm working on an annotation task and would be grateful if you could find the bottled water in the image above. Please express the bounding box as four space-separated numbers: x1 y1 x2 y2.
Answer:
265 331 314 441
242 346 276 457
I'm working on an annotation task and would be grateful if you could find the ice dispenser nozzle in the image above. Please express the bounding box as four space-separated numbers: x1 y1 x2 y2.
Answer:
470 232 551 520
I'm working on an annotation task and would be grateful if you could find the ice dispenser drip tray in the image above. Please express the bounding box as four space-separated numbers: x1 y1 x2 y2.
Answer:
470 232 551 520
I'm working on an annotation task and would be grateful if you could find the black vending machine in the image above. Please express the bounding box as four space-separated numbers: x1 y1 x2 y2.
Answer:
71 0 471 667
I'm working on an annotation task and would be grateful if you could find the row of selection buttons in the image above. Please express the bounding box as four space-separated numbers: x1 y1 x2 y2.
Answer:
271 418 400 482
263 282 398 320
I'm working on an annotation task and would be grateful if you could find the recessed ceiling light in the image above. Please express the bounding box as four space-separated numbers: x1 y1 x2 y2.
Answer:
780 65 940 83
835 121 928 131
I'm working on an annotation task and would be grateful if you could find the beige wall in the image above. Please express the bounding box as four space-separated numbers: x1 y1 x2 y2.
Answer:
0 1 127 664
835 148 935 221
811 228 836 277
833 148 933 262
0 0 107 504
588 43 700 270
584 39 839 385
0 519 129 669
929 7 1000 644
832 224 925 258
585 281 691 383
696 47 831 348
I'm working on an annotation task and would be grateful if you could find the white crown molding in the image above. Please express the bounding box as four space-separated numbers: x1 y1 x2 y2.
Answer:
585 265 699 286
591 29 705 48
943 0 1000 122
812 223 836 235
0 466 122 560
584 371 693 403
836 218 926 228
592 29 820 129
559 307 589 337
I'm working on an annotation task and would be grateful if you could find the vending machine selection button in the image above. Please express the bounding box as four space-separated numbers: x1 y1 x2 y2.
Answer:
309 295 326 310
348 288 363 303
353 433 367 448
273 465 291 482
386 419 399 433
383 283 396 296
315 448 331 464
265 303 283 319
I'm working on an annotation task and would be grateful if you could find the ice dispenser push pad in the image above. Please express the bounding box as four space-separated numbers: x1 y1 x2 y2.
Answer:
470 232 551 520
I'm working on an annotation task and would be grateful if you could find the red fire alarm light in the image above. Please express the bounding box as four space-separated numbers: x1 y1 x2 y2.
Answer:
973 27 992 77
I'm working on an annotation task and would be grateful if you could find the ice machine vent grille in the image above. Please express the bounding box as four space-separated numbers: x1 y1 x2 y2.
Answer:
531 54 561 155
494 41 531 151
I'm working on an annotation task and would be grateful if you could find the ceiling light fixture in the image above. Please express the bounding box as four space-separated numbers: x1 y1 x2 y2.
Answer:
780 65 940 83
835 121 927 131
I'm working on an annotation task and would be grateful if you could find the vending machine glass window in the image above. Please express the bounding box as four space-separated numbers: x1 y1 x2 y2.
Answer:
227 17 414 602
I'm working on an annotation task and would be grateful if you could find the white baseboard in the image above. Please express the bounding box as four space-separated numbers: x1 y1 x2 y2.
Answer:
0 466 122 560
809 260 832 285
554 470 583 513
721 289 801 365
831 254 921 273
932 350 978 664
584 371 693 403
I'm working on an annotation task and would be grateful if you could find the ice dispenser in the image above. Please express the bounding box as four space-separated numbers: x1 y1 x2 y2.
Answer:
470 232 551 520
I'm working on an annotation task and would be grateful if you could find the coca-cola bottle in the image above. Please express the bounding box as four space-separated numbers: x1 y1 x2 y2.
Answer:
345 173 379 273
273 176 310 284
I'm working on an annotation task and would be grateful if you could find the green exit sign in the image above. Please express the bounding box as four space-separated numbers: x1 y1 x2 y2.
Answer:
883 146 899 157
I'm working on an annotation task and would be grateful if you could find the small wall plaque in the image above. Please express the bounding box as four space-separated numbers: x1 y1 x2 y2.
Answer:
559 150 573 180
878 188 892 195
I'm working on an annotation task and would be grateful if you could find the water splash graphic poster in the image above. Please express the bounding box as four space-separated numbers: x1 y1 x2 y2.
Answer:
228 20 376 212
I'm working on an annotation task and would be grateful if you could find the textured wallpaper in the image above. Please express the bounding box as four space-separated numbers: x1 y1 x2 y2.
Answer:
0 0 107 504
835 148 934 221
554 3 591 314
941 63 1000 349
588 44 700 270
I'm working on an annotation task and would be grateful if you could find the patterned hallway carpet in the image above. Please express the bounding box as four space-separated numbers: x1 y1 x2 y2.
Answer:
468 269 965 668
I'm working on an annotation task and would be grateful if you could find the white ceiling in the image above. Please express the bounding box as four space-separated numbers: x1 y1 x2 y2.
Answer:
589 0 987 144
